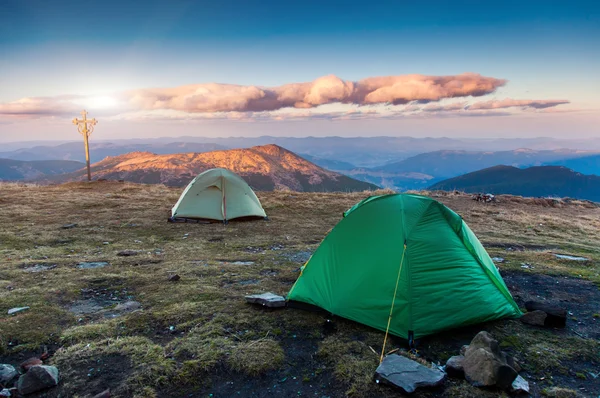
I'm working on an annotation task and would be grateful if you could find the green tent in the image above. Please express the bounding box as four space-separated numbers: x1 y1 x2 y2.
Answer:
170 168 267 222
287 194 521 340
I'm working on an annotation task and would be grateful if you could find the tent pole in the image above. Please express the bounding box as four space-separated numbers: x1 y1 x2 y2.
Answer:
380 242 407 363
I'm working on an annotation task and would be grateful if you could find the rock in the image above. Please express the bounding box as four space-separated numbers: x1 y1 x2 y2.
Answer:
445 355 464 378
459 345 469 356
525 301 567 328
8 307 30 315
374 354 446 394
463 348 517 389
92 389 111 398
77 262 109 269
510 375 530 394
113 301 142 312
20 358 43 372
492 257 505 263
168 274 181 282
505 355 522 373
17 365 59 395
61 223 77 229
245 292 286 308
0 388 10 397
554 254 589 261
117 250 138 256
23 264 57 273
462 332 518 389
0 364 18 386
521 310 547 326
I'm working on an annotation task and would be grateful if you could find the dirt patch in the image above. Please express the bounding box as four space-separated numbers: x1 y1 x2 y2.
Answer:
51 353 133 397
279 250 313 264
159 336 340 398
503 270 600 340
483 242 559 252
68 283 135 320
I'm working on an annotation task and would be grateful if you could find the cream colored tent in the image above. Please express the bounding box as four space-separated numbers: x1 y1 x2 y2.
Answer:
170 168 267 222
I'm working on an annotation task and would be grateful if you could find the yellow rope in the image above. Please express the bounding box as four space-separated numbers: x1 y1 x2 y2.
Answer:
380 243 407 363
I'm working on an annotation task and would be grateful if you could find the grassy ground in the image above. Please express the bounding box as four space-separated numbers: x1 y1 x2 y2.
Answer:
0 182 599 397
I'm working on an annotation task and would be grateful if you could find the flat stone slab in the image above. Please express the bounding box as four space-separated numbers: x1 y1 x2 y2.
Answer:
23 263 57 273
245 292 286 308
375 354 446 394
510 375 530 394
554 254 589 261
8 307 30 315
77 262 109 269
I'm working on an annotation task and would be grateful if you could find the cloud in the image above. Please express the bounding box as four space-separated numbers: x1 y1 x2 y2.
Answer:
421 101 467 112
122 73 506 113
0 96 80 117
468 98 570 110
0 74 574 124
0 73 506 118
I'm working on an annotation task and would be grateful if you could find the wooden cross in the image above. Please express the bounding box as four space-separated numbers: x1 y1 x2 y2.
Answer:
72 110 98 181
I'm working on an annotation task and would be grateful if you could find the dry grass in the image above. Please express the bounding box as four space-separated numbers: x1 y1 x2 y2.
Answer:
0 181 599 397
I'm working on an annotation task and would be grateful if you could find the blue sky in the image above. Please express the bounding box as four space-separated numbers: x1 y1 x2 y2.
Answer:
0 0 598 141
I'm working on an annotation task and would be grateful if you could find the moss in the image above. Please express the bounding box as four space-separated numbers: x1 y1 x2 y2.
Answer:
575 372 586 380
227 339 285 376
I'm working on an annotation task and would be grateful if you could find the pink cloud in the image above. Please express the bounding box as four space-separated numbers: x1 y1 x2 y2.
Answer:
468 98 570 110
121 73 505 113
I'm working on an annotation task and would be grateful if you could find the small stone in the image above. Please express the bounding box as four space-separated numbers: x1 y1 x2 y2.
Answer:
61 223 77 229
0 364 18 386
525 301 567 328
374 354 446 394
92 389 111 398
0 388 10 397
492 257 505 263
510 375 530 394
8 307 30 315
245 292 286 308
17 365 59 395
521 310 547 326
77 262 109 269
117 250 138 257
20 358 43 372
445 355 465 378
168 274 181 282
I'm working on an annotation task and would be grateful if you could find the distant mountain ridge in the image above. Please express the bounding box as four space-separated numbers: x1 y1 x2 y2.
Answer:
345 149 599 191
429 165 600 202
0 159 85 181
46 144 378 192
0 142 227 163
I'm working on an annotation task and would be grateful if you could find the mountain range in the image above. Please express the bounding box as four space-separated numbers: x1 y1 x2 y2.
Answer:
44 144 378 192
0 159 84 181
5 136 600 168
347 149 599 191
0 142 227 163
430 165 600 202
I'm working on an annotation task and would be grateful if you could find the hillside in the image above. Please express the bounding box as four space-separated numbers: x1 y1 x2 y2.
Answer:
0 182 598 397
48 144 379 192
0 158 84 181
548 154 600 176
346 149 598 191
430 165 600 201
0 142 227 163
